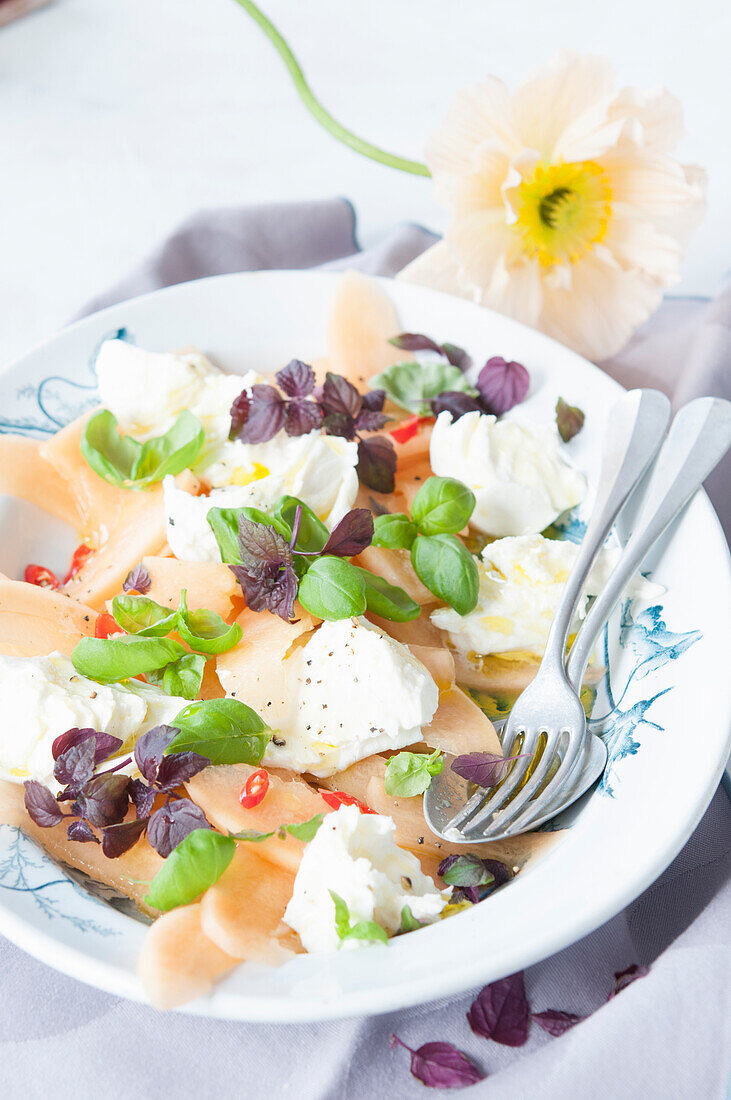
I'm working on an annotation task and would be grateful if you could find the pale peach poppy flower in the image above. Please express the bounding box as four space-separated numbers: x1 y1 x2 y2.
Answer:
399 51 706 361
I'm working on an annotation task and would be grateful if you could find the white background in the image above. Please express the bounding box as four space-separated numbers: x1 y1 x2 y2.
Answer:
0 0 728 366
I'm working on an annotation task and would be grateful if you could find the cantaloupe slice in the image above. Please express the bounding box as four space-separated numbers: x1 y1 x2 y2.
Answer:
138 902 239 1010
140 555 242 622
186 763 327 875
408 644 455 690
215 606 318 716
0 435 82 526
366 610 446 649
452 650 605 696
422 686 502 756
0 779 163 915
0 576 96 657
392 422 433 471
354 545 435 607
38 412 169 610
200 842 300 962
327 271 412 389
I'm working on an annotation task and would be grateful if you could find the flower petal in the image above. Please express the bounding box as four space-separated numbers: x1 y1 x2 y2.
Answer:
397 240 465 296
604 206 682 285
607 86 685 153
603 147 706 221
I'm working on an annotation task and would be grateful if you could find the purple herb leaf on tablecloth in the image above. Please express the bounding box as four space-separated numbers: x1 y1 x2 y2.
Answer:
467 972 530 1046
390 1035 484 1088
532 1009 584 1036
609 963 649 998
555 397 585 443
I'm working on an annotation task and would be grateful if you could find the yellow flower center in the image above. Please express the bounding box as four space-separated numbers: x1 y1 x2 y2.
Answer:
514 161 612 266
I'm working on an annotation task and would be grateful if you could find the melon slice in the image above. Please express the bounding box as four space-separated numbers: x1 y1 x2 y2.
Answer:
422 686 502 756
0 576 96 657
186 763 326 874
366 611 446 649
0 780 163 915
39 412 169 610
141 555 242 622
392 422 433 471
327 271 411 389
138 903 238 1010
200 842 300 962
408 644 455 690
0 435 82 526
354 545 434 607
453 650 605 697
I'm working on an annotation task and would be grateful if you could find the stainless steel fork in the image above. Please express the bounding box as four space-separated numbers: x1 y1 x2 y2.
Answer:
428 387 671 839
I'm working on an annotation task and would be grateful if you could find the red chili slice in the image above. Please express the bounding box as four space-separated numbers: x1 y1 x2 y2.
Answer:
94 612 125 639
239 768 270 809
24 564 60 589
64 543 94 583
320 790 377 815
389 414 433 445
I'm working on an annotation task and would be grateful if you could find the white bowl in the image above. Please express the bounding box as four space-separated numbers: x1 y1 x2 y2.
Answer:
0 271 729 1021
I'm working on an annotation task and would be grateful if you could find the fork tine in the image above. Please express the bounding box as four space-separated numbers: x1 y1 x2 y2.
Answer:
471 727 564 838
444 723 526 832
453 723 540 836
497 724 589 836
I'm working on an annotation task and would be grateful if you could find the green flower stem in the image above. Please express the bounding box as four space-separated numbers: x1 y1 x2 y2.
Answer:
232 0 431 177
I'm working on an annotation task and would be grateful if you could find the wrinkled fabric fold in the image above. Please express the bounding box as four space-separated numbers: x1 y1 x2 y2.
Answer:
1 198 727 1100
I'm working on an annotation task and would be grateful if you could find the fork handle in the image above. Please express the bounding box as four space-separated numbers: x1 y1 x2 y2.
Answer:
567 396 731 687
540 389 671 677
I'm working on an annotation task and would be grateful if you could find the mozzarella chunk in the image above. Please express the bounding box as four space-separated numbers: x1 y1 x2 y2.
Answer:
430 410 587 536
163 475 286 563
223 617 439 777
431 534 663 657
0 652 188 787
284 805 449 953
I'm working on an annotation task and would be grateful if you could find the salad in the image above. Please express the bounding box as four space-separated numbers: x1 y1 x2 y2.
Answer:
0 273 658 1009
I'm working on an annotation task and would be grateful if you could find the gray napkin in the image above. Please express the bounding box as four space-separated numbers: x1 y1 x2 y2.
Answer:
2 199 729 1100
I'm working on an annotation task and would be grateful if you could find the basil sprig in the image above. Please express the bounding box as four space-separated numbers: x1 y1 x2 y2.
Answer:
147 653 206 700
372 476 480 616
298 556 367 619
371 360 477 416
81 409 204 490
167 698 272 765
111 589 243 655
232 813 324 844
356 567 420 622
145 828 236 912
384 749 444 797
329 890 388 946
72 635 187 684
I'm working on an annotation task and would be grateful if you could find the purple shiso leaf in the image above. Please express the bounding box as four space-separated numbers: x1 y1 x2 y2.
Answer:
354 408 388 433
361 388 386 413
123 562 152 594
129 777 156 819
321 509 374 558
236 385 286 444
321 372 362 419
232 516 299 620
357 435 397 494
276 359 316 398
555 397 585 443
67 819 99 844
23 781 65 828
431 391 485 421
155 750 210 792
147 798 211 858
229 389 251 438
482 858 511 888
285 398 323 437
452 886 481 904
92 732 125 764
476 357 530 415
322 411 357 441
52 727 124 766
390 1035 484 1089
437 853 494 888
441 342 472 372
451 752 530 789
101 817 148 858
388 333 444 355
532 1009 583 1036
53 737 97 793
134 725 179 785
467 972 530 1046
77 774 130 828
609 963 649 998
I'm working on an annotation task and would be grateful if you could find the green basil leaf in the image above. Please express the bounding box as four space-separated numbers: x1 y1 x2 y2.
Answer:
329 890 352 940
111 594 177 637
230 828 276 842
176 589 243 655
161 653 207 699
372 512 418 550
284 814 324 842
399 905 425 933
81 408 204 490
411 534 479 615
274 495 327 553
298 556 367 620
346 920 388 945
355 567 420 623
71 635 187 684
384 749 444 797
207 507 244 565
370 360 477 415
440 854 494 888
168 698 272 765
145 829 235 912
410 476 476 536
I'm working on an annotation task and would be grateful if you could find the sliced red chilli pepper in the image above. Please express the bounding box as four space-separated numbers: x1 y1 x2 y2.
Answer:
239 768 270 809
320 790 377 815
24 564 60 589
64 543 94 583
389 414 432 445
94 612 125 639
